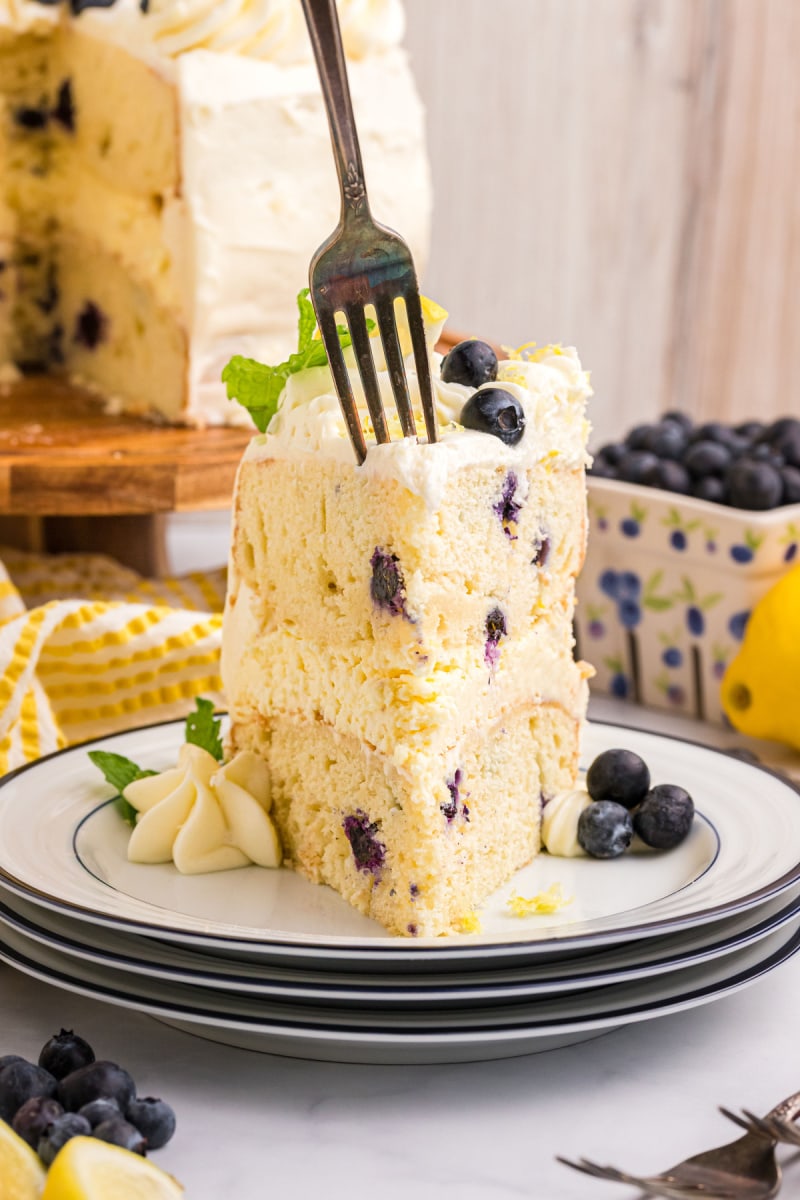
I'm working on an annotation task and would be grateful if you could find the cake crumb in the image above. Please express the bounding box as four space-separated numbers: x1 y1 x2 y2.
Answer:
506 882 572 917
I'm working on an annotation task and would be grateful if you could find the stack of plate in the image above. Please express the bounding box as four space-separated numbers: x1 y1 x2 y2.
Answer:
1 720 799 1065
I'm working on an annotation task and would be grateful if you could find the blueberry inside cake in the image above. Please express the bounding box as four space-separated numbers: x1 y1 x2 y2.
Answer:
222 304 593 936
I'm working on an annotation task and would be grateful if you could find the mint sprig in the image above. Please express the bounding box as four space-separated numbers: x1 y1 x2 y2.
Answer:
222 288 372 432
88 697 223 827
184 697 223 761
87 750 156 827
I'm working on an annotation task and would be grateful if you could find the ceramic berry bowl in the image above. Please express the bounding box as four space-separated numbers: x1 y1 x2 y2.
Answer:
575 475 800 725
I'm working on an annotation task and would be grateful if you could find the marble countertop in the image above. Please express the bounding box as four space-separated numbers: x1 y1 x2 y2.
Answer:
4 697 799 1198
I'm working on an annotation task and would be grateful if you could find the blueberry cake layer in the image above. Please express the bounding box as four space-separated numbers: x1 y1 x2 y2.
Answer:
232 703 580 938
0 1 430 423
223 337 592 936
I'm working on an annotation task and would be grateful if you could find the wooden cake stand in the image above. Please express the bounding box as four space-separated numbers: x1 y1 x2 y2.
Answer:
0 332 467 575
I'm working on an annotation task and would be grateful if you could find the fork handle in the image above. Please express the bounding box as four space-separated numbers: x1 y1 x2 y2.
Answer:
300 0 370 223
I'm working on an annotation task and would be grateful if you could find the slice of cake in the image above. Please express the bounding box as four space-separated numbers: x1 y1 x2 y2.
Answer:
222 302 593 937
0 0 430 423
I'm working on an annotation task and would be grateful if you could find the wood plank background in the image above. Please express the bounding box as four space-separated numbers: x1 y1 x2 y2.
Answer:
404 0 800 446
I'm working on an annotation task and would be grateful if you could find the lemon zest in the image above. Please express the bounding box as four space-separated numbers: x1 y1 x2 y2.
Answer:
454 911 482 934
506 882 572 917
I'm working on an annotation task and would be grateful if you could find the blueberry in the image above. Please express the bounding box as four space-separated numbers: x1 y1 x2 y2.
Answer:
770 427 800 469
691 475 727 504
763 416 800 443
70 0 116 13
750 442 785 468
781 466 800 505
0 1060 57 1123
616 572 641 599
662 647 682 667
77 1097 121 1128
689 421 729 445
441 769 463 823
73 300 107 350
57 1061 136 1114
94 1117 147 1155
484 607 507 670
493 472 521 536
459 387 525 446
617 450 659 485
684 439 732 479
12 1096 64 1149
610 672 629 699
641 459 691 494
735 420 765 440
531 533 550 567
596 441 627 466
586 748 650 809
125 1097 176 1150
625 423 657 450
660 410 694 432
618 599 641 629
14 106 48 130
52 79 74 132
38 1113 92 1166
343 811 385 874
441 339 498 388
0 1056 28 1072
588 455 618 479
641 422 688 460
599 570 620 598
727 459 783 510
634 784 695 849
728 611 750 640
39 1030 95 1080
577 801 634 858
687 605 704 636
370 548 408 618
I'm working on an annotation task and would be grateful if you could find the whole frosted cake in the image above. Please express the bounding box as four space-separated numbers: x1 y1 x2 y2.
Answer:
0 0 430 423
222 302 593 936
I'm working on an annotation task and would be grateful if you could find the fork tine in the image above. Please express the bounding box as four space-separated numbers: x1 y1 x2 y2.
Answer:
315 305 367 464
402 288 438 446
375 296 416 439
719 1108 777 1141
344 304 390 445
556 1156 739 1199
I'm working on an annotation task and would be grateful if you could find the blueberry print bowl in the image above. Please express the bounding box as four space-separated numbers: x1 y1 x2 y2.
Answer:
575 476 800 723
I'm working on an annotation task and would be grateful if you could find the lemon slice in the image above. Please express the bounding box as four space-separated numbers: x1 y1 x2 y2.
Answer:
41 1138 183 1200
0 1119 46 1200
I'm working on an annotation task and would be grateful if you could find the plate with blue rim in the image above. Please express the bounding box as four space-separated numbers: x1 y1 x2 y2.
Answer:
0 718 798 970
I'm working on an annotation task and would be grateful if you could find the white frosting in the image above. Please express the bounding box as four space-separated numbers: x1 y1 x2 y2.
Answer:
245 345 593 508
123 743 281 873
77 0 404 65
0 0 60 35
541 787 592 857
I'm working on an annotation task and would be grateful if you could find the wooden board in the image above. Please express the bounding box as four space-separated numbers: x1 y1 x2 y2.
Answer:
0 378 251 518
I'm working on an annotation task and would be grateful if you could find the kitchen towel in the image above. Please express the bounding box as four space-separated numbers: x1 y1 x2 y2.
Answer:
0 545 225 775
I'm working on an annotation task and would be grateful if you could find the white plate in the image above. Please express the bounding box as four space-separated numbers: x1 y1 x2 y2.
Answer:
0 915 797 1064
1 720 799 966
1 886 798 1008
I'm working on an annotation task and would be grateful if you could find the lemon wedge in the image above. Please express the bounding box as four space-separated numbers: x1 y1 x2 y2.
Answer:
41 1138 183 1200
0 1119 46 1200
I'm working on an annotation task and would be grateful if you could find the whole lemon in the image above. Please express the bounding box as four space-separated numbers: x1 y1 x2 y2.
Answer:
722 561 800 749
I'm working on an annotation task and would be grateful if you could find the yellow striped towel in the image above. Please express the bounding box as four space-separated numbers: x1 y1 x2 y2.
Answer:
0 545 225 775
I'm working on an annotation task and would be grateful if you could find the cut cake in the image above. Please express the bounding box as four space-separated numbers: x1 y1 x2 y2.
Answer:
222 309 592 936
0 0 430 423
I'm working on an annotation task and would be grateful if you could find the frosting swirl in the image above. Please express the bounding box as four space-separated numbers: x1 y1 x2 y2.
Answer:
124 743 281 873
140 0 404 62
541 787 592 857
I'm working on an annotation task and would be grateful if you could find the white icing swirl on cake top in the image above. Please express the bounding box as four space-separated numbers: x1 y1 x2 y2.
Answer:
247 344 593 509
541 787 592 857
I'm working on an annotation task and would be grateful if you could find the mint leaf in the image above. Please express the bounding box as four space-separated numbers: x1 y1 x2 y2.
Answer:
185 697 223 761
222 287 374 432
296 288 317 353
88 750 152 793
88 750 156 828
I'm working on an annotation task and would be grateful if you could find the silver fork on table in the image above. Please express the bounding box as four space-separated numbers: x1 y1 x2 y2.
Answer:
557 1089 800 1200
300 0 437 464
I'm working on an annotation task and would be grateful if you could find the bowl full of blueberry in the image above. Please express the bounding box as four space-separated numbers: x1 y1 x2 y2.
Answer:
576 412 800 725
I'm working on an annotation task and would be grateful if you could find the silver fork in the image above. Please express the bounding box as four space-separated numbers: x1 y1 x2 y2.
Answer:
557 1090 800 1200
721 1105 800 1149
300 0 437 464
